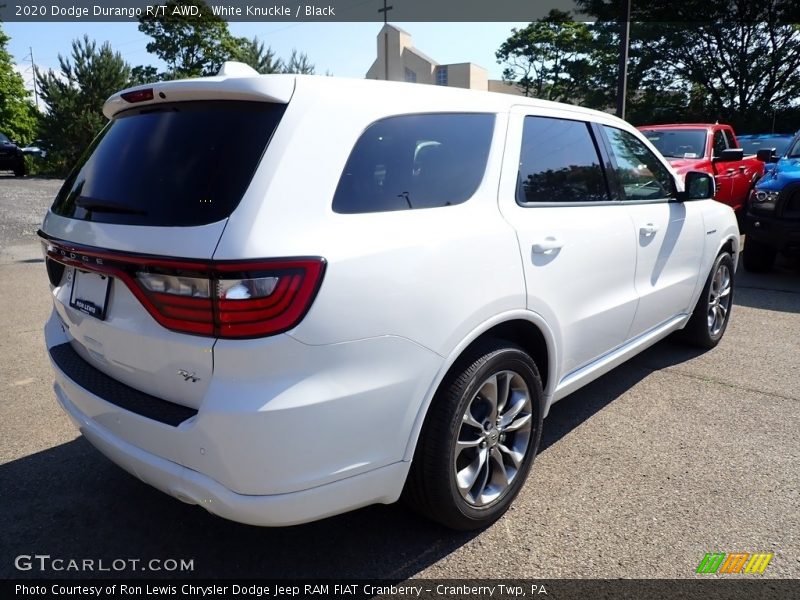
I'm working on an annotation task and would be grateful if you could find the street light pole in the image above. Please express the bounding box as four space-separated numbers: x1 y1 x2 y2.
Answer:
616 0 631 120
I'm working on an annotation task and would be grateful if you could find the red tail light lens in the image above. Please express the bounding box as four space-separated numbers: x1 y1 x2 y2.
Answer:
42 237 325 339
121 88 154 103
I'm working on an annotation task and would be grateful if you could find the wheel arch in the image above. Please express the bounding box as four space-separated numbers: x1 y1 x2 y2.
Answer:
402 311 558 461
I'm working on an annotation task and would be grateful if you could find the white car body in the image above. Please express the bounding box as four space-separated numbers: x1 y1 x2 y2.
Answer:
40 65 740 527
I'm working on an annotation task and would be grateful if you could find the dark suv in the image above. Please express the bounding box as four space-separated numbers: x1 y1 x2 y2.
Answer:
0 133 26 177
744 131 800 272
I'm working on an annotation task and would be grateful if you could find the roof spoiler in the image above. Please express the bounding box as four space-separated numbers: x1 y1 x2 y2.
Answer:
103 63 295 119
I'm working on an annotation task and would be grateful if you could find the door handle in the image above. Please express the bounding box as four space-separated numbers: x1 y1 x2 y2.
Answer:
531 237 563 254
726 167 736 174
640 223 659 236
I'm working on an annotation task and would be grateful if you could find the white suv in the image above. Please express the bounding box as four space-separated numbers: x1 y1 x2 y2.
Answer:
40 64 739 530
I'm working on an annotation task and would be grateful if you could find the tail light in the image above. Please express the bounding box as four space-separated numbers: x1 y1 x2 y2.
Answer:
121 88 154 103
41 237 325 339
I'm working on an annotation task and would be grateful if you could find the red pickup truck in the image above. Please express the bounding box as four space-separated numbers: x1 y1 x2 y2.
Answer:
638 123 765 214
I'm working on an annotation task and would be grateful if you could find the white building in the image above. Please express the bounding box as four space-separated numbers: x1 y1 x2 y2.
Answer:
365 24 523 96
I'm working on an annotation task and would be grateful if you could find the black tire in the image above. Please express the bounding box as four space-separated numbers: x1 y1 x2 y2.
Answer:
742 237 776 273
13 161 26 178
681 251 734 349
403 339 544 530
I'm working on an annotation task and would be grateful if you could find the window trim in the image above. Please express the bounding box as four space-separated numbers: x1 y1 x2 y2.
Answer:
597 124 678 204
514 115 615 208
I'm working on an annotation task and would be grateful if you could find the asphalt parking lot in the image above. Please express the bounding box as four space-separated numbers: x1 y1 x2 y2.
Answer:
1 176 798 580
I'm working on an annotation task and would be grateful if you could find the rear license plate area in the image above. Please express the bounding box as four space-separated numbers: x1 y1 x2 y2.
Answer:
69 269 112 320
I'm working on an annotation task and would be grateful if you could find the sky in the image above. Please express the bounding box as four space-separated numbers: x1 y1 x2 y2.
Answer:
5 21 528 98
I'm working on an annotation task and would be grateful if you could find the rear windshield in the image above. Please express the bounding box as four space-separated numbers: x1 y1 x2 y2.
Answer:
51 101 286 226
640 129 707 159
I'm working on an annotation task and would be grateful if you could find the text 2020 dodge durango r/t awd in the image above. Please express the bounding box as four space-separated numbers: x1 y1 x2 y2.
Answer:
40 63 738 530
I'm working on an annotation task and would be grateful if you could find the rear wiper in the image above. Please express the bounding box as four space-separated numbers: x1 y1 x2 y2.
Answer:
75 196 147 215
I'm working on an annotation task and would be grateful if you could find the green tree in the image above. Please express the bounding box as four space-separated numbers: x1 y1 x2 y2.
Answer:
496 10 592 101
0 25 38 144
138 0 240 79
36 36 131 174
129 64 160 85
574 0 800 130
234 37 283 74
282 49 315 74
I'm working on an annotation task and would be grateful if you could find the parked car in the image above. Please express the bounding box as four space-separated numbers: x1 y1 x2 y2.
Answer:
39 64 739 530
639 123 765 215
743 130 800 272
738 133 794 161
21 144 47 159
0 132 26 177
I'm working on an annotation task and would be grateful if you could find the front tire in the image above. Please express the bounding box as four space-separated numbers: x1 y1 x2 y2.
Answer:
13 161 26 177
403 339 544 530
682 251 734 349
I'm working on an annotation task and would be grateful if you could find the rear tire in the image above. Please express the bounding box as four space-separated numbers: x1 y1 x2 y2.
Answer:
681 252 734 349
13 161 26 178
742 237 776 273
403 339 544 530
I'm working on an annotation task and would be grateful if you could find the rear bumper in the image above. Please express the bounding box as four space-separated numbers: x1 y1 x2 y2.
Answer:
45 308 442 525
54 383 409 526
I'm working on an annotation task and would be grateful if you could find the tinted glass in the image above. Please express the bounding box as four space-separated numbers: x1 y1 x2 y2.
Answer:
723 129 737 149
0 133 9 143
603 126 674 201
712 131 728 157
739 135 794 157
51 101 286 226
332 113 495 214
517 116 608 204
786 136 800 158
640 129 706 159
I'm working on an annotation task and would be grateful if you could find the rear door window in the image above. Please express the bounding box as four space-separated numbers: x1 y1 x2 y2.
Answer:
51 101 286 226
332 113 495 213
517 116 609 204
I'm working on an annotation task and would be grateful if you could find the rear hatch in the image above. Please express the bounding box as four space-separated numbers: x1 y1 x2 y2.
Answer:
41 75 293 409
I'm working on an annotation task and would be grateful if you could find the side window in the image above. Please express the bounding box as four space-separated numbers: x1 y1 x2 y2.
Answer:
713 130 728 158
517 116 609 204
332 113 494 214
723 129 736 150
602 126 674 201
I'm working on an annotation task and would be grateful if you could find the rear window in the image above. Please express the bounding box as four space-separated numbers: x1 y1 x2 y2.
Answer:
332 113 495 213
51 101 286 226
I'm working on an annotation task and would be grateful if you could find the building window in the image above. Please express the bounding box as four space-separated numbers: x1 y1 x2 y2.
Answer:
436 66 448 86
404 68 417 83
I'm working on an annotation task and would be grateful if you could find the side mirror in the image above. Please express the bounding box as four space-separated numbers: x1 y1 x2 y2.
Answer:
756 148 779 163
677 171 715 201
714 148 744 162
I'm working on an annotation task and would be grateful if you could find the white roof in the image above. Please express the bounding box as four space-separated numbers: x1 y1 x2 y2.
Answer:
104 66 623 129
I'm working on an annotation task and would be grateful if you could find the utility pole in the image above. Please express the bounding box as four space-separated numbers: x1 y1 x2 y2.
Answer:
615 0 631 120
30 47 40 111
25 46 40 111
378 0 393 80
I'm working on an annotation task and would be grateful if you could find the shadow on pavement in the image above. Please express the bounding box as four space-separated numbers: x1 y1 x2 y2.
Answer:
734 252 800 314
0 339 712 580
